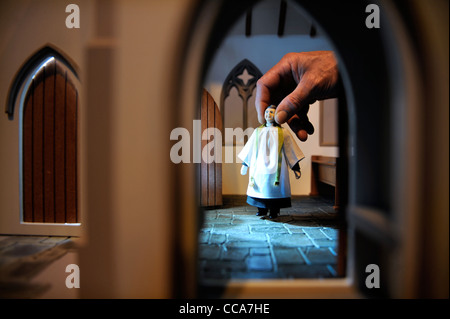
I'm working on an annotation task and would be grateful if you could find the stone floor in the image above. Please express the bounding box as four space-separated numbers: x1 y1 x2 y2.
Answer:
0 235 77 298
198 195 344 287
0 195 344 298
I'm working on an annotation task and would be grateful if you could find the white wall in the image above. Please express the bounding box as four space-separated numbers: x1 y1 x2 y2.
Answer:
203 33 339 195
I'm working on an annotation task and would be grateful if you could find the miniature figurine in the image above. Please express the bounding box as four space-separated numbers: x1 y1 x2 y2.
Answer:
238 105 305 219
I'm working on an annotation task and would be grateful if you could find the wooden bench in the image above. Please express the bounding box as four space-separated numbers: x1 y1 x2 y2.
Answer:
310 155 340 210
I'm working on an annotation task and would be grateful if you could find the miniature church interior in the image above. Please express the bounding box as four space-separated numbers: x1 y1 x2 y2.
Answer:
0 0 447 299
196 0 346 294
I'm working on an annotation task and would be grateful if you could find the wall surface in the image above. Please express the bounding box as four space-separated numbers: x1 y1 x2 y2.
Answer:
0 0 196 297
78 0 196 298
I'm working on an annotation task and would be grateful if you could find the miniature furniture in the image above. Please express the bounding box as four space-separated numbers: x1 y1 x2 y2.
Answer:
310 155 340 210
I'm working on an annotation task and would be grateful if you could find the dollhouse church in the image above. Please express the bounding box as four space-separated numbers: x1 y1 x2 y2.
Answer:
0 0 447 299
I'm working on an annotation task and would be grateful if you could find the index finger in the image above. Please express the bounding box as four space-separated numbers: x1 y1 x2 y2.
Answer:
255 73 277 124
255 62 294 124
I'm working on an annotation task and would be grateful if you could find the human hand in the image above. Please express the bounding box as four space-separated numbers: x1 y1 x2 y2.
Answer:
255 51 339 141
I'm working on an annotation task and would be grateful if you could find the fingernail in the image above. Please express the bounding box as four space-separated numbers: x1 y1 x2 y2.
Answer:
275 110 288 124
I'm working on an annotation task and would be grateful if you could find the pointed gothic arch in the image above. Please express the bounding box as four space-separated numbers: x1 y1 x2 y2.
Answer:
8 45 79 223
220 59 263 145
5 45 79 120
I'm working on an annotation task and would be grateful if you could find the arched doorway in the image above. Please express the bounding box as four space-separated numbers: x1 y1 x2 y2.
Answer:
21 56 79 224
2 45 81 236
198 0 347 292
174 0 444 298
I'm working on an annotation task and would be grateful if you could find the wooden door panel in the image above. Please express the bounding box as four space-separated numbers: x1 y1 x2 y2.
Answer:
22 58 78 223
54 66 67 223
43 61 56 223
65 75 78 223
200 89 222 207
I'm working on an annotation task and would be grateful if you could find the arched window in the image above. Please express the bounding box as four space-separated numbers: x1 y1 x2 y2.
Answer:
220 59 262 145
8 47 79 223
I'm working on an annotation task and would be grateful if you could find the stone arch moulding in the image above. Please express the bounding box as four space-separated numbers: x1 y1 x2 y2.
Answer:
5 44 79 120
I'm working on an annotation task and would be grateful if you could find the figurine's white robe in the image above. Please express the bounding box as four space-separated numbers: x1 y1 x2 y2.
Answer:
238 126 305 199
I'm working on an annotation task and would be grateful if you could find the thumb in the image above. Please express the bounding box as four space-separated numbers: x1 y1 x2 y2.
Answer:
275 81 312 124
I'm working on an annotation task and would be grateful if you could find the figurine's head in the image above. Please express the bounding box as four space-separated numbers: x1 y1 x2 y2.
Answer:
265 105 276 124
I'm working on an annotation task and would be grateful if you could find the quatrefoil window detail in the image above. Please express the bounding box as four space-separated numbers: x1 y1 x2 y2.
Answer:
220 59 263 145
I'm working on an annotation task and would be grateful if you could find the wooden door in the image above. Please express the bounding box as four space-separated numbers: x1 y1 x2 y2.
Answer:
200 89 222 207
22 58 78 223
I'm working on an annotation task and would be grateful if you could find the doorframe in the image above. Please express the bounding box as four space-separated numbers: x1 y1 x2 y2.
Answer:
0 47 83 237
175 0 357 298
175 0 427 298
